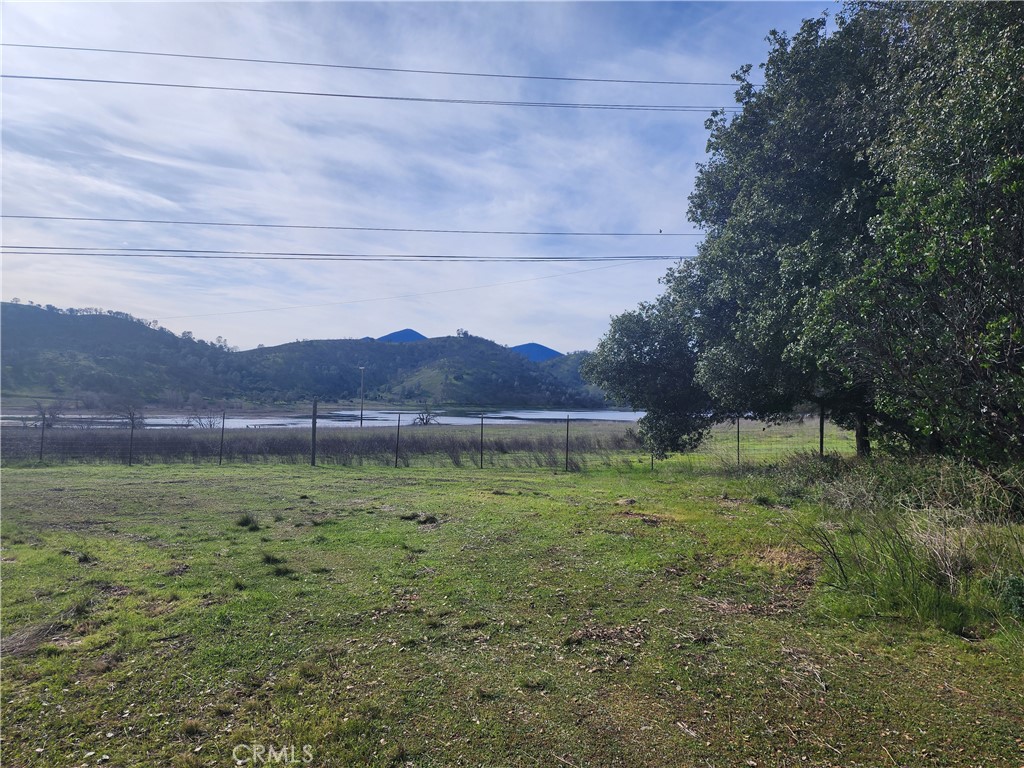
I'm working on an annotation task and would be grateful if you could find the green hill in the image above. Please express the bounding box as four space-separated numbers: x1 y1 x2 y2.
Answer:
0 303 606 409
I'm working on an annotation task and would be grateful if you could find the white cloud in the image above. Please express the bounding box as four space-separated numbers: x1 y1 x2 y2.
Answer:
2 1 831 352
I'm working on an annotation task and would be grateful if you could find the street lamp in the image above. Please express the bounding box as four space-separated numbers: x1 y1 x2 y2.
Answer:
359 366 365 428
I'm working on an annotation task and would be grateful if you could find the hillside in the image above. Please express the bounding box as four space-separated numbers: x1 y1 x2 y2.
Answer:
0 304 234 407
0 303 606 408
510 342 562 363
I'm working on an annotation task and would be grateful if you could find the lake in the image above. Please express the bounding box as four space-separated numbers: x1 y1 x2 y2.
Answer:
141 408 644 429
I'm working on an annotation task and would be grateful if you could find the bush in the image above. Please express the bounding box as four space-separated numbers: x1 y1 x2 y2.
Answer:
794 456 1024 634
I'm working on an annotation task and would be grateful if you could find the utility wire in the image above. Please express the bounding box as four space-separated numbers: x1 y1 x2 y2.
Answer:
3 244 683 263
1 74 738 112
2 214 703 238
2 42 743 87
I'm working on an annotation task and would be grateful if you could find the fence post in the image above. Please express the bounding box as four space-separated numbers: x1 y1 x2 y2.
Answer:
311 399 318 467
736 416 740 468
219 410 226 466
819 403 825 457
565 414 570 473
394 413 401 468
38 419 45 462
479 416 484 469
128 420 135 467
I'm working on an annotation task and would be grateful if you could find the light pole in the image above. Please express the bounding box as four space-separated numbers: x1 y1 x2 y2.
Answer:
359 366 365 428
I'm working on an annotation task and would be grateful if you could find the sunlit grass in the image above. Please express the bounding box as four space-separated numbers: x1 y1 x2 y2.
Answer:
1 460 1020 767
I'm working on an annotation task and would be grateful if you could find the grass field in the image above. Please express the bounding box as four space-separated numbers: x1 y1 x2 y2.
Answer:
2 458 1021 767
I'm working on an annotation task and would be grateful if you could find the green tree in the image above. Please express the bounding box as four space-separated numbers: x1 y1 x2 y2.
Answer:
582 285 717 457
681 12 889 454
822 2 1024 465
587 3 1023 466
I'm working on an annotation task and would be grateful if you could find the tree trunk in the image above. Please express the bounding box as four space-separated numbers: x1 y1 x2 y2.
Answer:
854 412 871 458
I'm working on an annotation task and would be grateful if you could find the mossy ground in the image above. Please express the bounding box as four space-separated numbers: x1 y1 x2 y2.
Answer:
2 460 1021 767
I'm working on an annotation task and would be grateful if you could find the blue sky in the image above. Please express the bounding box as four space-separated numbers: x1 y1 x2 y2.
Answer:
2 1 835 352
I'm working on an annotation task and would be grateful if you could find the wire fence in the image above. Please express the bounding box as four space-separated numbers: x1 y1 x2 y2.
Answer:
0 413 853 470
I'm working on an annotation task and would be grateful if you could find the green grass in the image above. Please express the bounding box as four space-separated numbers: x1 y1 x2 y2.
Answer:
1 461 1021 767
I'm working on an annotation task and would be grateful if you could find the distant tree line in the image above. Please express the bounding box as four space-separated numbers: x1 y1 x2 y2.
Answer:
584 2 1023 467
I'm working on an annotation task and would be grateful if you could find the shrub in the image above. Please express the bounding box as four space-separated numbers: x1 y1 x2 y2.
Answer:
237 512 259 531
796 456 1024 634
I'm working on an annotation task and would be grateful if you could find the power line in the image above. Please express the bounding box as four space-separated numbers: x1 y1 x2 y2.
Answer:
2 42 743 87
2 214 704 238
3 245 685 263
1 74 738 113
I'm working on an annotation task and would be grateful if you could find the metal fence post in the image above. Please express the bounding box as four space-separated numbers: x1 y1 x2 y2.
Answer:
394 413 401 468
219 410 226 466
736 417 740 468
819 403 825 457
565 414 570 472
311 399 318 467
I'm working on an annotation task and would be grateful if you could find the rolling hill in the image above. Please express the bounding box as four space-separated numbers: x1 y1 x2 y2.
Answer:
0 303 606 409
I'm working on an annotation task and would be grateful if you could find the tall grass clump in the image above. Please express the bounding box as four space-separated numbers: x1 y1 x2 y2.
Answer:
789 455 1024 635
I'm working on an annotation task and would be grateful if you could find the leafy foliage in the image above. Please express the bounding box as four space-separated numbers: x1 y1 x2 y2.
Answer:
821 3 1024 465
581 290 716 456
586 2 1024 467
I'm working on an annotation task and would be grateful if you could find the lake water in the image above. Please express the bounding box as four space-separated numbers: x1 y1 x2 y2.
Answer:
2 408 644 430
141 408 644 429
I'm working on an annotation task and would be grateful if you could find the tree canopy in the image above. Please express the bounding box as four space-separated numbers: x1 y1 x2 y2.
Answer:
584 2 1024 466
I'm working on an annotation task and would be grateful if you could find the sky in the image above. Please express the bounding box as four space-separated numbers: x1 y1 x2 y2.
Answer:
2 1 835 353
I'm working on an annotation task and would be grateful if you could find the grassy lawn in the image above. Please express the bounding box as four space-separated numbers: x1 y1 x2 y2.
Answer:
1 461 1021 767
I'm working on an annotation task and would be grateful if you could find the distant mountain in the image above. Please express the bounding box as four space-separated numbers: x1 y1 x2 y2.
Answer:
377 329 427 343
1 303 608 409
510 343 562 363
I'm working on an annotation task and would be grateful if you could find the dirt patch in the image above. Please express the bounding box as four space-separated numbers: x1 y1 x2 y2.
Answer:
81 651 124 677
692 585 810 616
756 546 817 574
164 563 191 577
618 510 662 526
144 599 179 618
692 596 758 615
399 512 440 526
95 583 133 598
615 498 637 506
564 623 647 648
